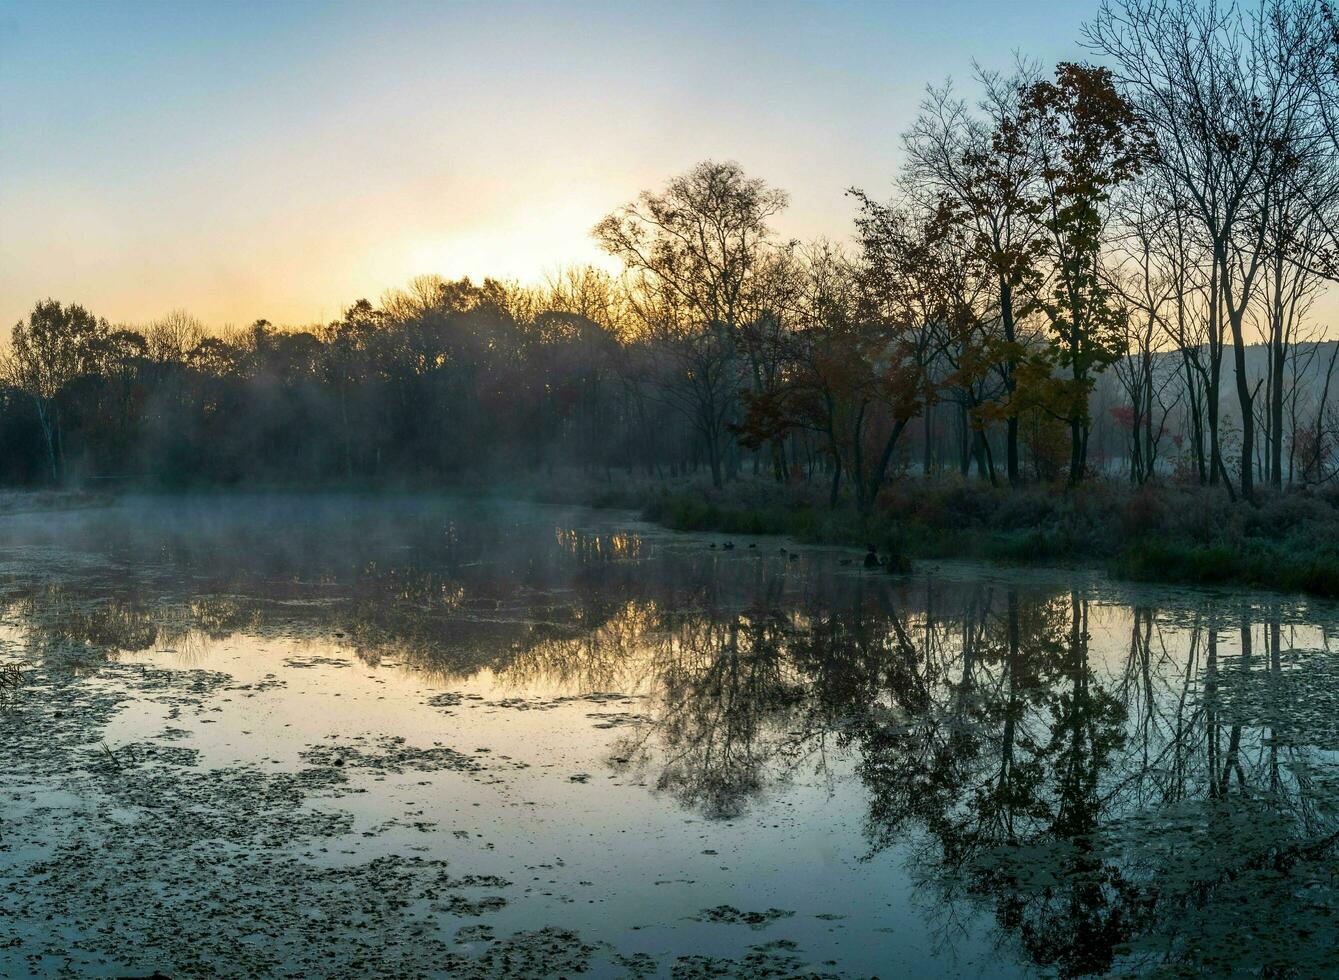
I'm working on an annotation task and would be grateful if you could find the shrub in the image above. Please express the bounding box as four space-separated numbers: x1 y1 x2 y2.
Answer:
628 475 1339 599
1119 484 1167 539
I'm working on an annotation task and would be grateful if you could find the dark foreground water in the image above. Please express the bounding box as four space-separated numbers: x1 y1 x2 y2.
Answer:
1 496 1336 978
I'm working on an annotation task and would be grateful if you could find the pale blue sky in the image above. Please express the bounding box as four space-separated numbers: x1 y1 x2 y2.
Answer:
0 0 1093 327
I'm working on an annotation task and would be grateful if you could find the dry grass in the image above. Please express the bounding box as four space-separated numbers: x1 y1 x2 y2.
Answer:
622 476 1339 597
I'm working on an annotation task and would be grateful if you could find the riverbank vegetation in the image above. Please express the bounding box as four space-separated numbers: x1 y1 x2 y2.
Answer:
562 475 1339 598
7 0 1339 594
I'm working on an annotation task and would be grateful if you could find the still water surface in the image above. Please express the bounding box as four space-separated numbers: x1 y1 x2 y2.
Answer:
1 496 1336 977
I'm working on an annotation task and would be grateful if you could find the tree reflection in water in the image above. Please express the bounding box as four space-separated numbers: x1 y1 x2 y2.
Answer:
4 501 1337 976
608 586 1339 977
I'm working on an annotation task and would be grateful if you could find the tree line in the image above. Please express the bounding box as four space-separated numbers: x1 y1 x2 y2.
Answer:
9 0 1339 506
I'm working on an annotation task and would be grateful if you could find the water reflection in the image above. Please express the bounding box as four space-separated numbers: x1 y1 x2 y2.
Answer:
2 498 1337 976
616 589 1339 977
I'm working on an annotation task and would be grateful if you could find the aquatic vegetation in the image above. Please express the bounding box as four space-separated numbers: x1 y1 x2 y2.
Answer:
672 939 841 979
300 735 488 776
3 498 1338 977
639 481 1339 598
692 905 797 929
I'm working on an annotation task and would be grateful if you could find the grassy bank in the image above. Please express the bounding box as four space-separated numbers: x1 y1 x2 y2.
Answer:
12 474 1334 599
608 477 1339 599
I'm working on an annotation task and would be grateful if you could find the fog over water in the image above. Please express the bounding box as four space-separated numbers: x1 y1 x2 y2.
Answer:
0 496 1335 976
10 0 1339 972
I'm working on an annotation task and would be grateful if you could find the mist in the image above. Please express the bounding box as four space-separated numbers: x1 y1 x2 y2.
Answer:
7 2 1339 977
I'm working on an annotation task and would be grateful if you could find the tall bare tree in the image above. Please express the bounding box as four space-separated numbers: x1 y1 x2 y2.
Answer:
1087 0 1327 501
1109 178 1184 483
595 161 791 483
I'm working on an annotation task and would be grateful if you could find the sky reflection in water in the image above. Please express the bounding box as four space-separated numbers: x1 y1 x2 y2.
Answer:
2 496 1337 978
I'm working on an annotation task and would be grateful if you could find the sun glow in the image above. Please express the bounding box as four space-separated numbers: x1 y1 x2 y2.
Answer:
396 198 622 290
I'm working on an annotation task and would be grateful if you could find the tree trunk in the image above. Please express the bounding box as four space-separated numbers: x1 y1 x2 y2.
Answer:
34 398 59 484
1180 351 1207 484
1228 306 1255 503
1001 277 1020 486
974 429 997 487
922 407 933 477
860 417 909 514
1269 331 1285 487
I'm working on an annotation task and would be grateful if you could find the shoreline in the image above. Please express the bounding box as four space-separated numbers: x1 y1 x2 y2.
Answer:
3 477 1337 599
561 476 1339 600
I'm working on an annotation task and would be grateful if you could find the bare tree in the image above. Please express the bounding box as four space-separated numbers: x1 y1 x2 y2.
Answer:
595 161 791 483
1109 178 1184 483
1253 159 1327 485
146 309 205 364
903 67 1042 485
1087 0 1327 501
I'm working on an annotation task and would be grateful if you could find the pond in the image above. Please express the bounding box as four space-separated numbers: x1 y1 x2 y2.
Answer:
1 496 1337 978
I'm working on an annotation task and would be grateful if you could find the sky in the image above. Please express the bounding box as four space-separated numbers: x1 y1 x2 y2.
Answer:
0 0 1094 329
